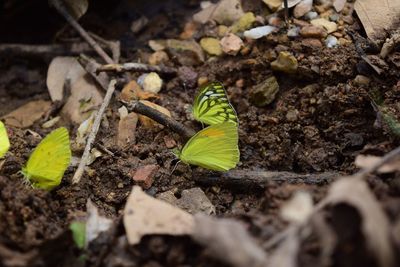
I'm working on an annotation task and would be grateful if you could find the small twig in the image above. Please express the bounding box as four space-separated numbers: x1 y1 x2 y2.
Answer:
283 0 289 23
89 32 121 63
0 43 93 58
72 79 117 184
78 54 111 91
126 101 196 141
49 0 114 64
194 170 339 189
97 63 177 76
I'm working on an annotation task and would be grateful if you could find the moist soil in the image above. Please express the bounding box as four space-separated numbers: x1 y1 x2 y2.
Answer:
0 0 400 266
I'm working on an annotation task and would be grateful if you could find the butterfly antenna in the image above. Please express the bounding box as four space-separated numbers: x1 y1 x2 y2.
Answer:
170 160 181 175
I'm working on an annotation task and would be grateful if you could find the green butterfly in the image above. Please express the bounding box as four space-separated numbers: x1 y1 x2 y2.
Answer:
192 82 238 126
0 121 10 158
21 127 71 190
176 122 239 171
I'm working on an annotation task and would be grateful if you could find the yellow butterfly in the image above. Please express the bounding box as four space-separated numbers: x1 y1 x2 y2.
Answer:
192 82 238 126
0 121 10 158
177 122 239 171
21 127 71 190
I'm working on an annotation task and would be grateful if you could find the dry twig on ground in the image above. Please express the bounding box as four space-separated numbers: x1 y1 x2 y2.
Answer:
97 63 177 76
49 0 114 64
72 79 117 184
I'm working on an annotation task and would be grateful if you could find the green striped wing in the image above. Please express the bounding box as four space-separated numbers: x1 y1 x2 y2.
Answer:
192 82 238 126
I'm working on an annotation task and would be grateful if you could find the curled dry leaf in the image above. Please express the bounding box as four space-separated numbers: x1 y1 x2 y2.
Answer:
138 100 172 128
354 0 400 41
75 112 96 149
120 80 158 102
117 112 138 148
47 57 104 124
63 0 89 19
157 187 216 215
123 186 194 245
2 100 51 128
355 154 400 173
325 178 394 267
192 214 268 267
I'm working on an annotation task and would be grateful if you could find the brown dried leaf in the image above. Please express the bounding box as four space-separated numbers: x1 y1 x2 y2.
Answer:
354 0 400 41
325 178 394 267
192 214 268 267
355 154 400 173
2 100 51 128
138 100 171 128
123 186 194 245
63 0 88 19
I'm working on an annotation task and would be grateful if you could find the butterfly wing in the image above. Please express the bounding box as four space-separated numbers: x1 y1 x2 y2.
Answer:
23 127 71 190
193 82 238 125
0 121 10 158
179 122 239 171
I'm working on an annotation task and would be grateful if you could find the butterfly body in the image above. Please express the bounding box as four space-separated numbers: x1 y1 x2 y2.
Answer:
178 122 239 171
192 82 238 126
21 127 71 190
0 121 10 158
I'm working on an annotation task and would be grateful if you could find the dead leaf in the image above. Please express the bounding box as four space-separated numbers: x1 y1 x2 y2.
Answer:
355 154 400 173
138 100 171 128
2 100 51 128
192 214 268 267
157 188 216 215
117 112 138 148
61 73 104 124
46 57 86 102
119 80 157 103
63 0 88 19
193 0 244 25
123 186 194 245
354 0 400 41
325 178 394 267
86 199 113 246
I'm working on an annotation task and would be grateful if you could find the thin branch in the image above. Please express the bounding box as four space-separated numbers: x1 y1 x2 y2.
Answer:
194 170 339 189
49 0 114 64
78 54 111 91
283 0 289 23
72 79 117 184
97 63 177 76
0 43 93 58
126 101 196 141
89 32 121 63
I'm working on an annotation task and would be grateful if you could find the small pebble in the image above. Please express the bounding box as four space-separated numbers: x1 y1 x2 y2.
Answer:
200 37 223 56
302 38 323 47
325 35 338 48
244 25 277 39
329 14 340 22
148 51 169 65
271 51 298 74
305 11 318 20
220 33 243 55
287 27 300 38
354 75 371 86
139 72 163 94
311 18 338 34
300 25 327 38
